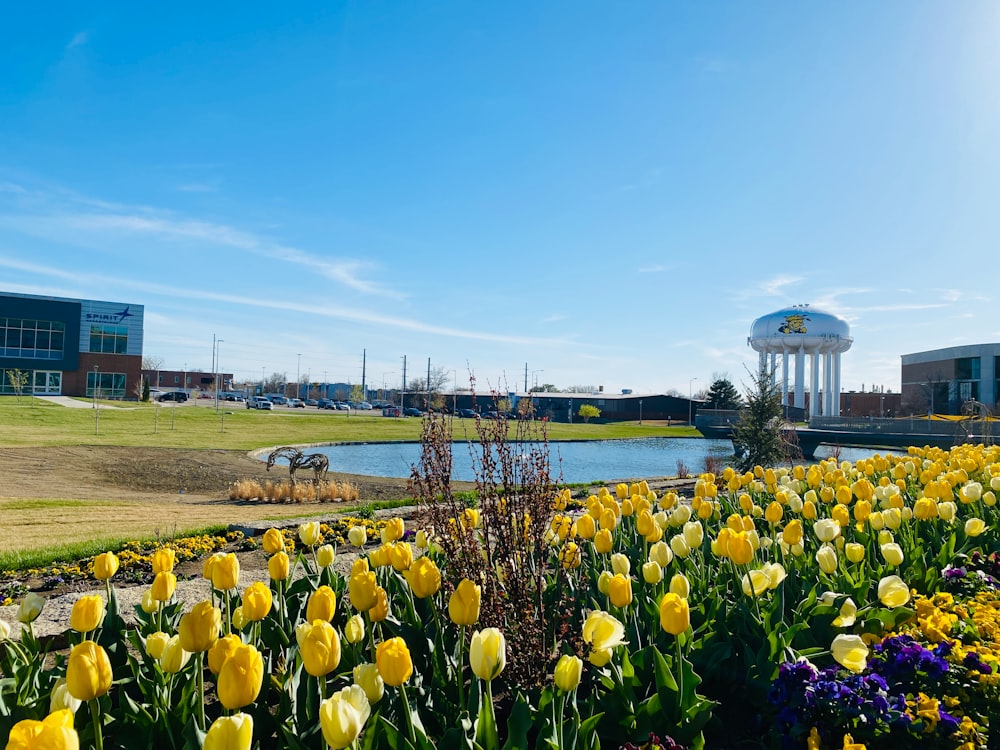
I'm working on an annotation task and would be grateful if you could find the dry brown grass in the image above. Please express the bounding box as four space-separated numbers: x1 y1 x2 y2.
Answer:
227 478 360 504
0 496 346 556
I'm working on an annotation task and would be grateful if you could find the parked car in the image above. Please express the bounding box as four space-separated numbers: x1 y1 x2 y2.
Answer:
317 398 334 409
270 395 288 405
158 391 188 403
335 402 350 411
403 407 424 417
246 397 272 410
381 406 401 417
304 399 319 406
287 398 305 408
458 408 478 418
483 410 500 419
354 401 373 410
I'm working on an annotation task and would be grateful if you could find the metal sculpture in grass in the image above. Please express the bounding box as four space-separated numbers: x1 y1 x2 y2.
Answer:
291 452 330 484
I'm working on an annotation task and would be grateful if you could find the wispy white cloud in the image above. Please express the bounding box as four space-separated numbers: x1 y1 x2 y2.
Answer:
270 245 403 299
542 313 567 323
177 182 220 193
758 274 804 296
67 31 89 50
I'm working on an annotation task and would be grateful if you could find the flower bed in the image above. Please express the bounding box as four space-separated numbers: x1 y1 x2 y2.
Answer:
1 443 998 749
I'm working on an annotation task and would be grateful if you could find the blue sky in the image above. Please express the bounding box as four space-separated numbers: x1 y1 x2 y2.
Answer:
2 2 998 397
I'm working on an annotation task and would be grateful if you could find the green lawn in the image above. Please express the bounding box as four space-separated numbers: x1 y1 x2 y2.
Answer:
0 397 696 449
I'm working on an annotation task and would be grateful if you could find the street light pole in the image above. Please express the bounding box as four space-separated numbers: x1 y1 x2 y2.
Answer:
689 377 698 427
296 354 302 400
93 365 99 435
215 340 224 412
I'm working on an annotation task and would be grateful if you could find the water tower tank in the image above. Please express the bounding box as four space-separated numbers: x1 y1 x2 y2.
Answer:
748 304 852 417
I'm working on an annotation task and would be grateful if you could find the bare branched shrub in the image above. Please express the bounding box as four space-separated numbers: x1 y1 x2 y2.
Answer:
703 454 724 477
410 387 580 687
676 459 690 479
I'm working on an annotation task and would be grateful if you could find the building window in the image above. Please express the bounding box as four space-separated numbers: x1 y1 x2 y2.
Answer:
88 371 126 399
956 357 980 380
89 324 128 354
0 318 66 360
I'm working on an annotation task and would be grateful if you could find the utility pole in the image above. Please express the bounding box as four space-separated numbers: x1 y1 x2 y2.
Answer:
524 362 528 393
427 357 431 410
401 355 407 412
361 349 367 402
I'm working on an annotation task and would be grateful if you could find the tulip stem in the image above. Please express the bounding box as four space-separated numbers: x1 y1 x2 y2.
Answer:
675 637 684 717
399 682 417 745
457 624 465 710
90 698 104 750
196 652 206 732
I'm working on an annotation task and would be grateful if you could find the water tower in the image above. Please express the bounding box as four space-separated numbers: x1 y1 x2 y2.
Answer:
748 304 853 417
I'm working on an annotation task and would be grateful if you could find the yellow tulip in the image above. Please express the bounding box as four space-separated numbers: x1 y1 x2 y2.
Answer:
92 551 119 581
296 620 342 677
317 544 336 568
845 543 865 564
576 513 596 540
764 502 783 524
320 685 371 750
5 709 78 750
376 636 413 686
345 614 366 645
593 528 613 554
582 610 625 652
18 592 45 624
814 519 840 543
415 529 430 549
242 582 273 622
741 569 770 597
211 553 241 591
145 631 170 660
178 600 222 653
560 542 582 569
781 520 803 546
449 579 481 625
877 575 910 607
658 593 690 636
348 525 368 547
469 627 507 681
728 532 755 565
70 594 105 634
208 634 243 675
353 662 384 703
268 551 290 582
151 547 176 574
669 535 690 559
554 654 583 692
299 521 321 547
66 640 113 701
669 573 690 599
764 562 786 589
159 635 191 673
368 544 391 569
140 588 158 614
610 553 630 577
607 574 633 608
203 552 223 582
389 542 414 571
461 507 481 530
307 586 338 623
880 543 904 567
203 714 253 750
369 587 390 623
150 571 177 602
831 634 868 673
403 556 442 598
262 528 284 554
642 561 663 584
231 606 247 632
816 545 838 575
599 507 617 532
832 597 857 628
217 644 264 709
588 647 613 667
648 541 672 568
381 517 405 543
349 570 378 611
965 517 986 536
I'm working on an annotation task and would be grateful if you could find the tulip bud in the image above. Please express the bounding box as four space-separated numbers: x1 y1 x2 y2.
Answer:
415 529 430 549
593 528 613 554
880 543 904 567
816 545 838 574
262 528 285 554
389 542 414 572
781 520 803 547
317 544 336 568
320 685 372 750
296 620 342 677
353 662 384 703
70 594 106 634
610 553 630 577
208 634 243 675
204 714 254 750
145 631 170 660
576 513 596 540
845 543 865 563
470 627 507 681
50 677 82 715
607 574 633 608
150 571 177 602
151 547 176 574
217 644 264 709
345 614 366 644
642 561 663 584
268 551 290 582
376 636 414 686
242 581 273 622
231 606 247 632
66 640 113 700
179 600 222 653
658 593 690 636
648 541 672 568
92 551 120 581
211 553 240 591
381 517 405 543
682 521 704 548
669 573 690 599
140 588 158 614
369 587 390 623
448 579 481 625
349 570 378 611
307 586 338 623
348 525 368 548
0 619 10 641
404 556 442 598
669 534 690 559
18 592 45 624
299 521 321 547
554 654 583 692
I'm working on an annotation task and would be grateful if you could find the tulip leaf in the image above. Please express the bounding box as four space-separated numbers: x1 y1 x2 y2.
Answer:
500 692 532 750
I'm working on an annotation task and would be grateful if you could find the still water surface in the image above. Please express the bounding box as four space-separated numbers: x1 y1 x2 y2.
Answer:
306 438 882 484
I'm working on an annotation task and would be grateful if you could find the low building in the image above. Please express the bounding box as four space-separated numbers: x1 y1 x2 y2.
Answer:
901 344 1000 415
0 291 144 399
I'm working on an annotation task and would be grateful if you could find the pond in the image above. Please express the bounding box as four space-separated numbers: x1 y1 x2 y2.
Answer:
290 438 881 484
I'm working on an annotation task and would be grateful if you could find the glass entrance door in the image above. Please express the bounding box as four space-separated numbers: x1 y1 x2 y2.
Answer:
32 370 63 394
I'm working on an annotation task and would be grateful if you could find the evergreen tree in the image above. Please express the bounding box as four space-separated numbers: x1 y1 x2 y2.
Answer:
704 377 743 410
732 367 787 472
142 377 150 402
